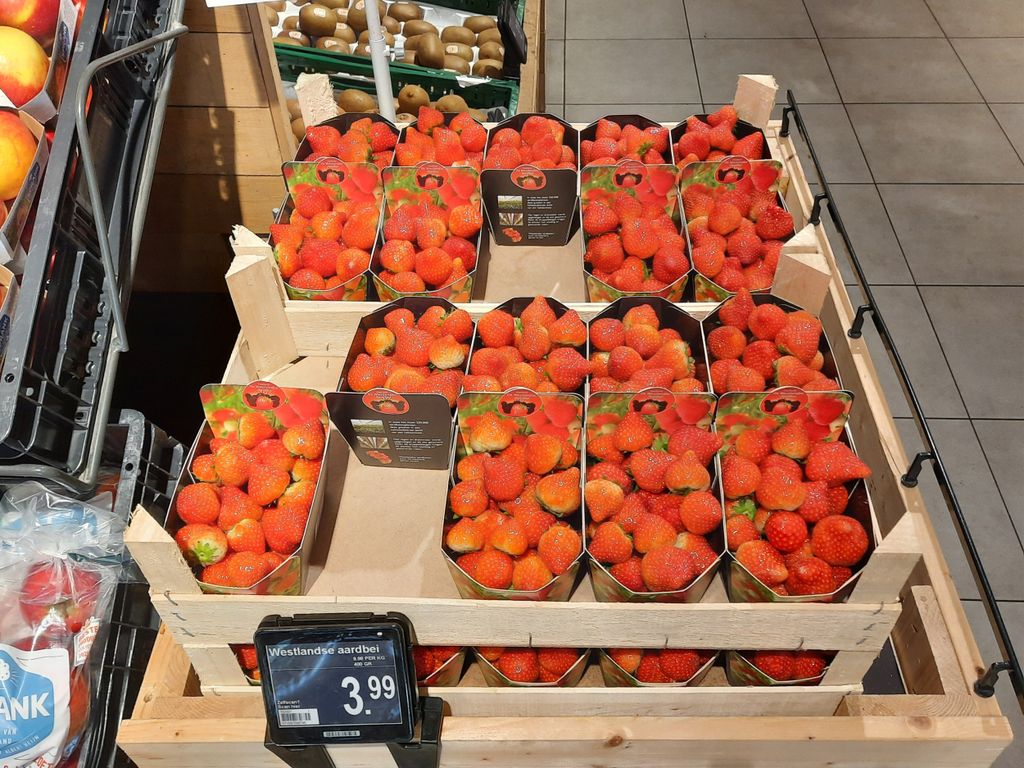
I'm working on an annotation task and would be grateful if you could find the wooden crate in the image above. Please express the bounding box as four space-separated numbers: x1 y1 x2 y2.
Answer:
118 117 1012 764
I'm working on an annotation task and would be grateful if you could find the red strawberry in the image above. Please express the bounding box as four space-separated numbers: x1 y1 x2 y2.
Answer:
707 325 747 360
548 310 587 347
763 511 808 553
811 515 869 566
732 132 764 160
620 218 660 259
217 487 263 530
664 455 711 494
796 480 833 524
756 468 807 512
612 411 655 453
784 554 835 596
588 521 633 564
679 490 722 536
626 449 675 493
545 347 590 391
755 206 794 240
776 313 822 364
718 288 755 331
474 549 514 589
176 523 228 567
609 556 645 592
640 545 695 592
282 422 326 461
483 456 526 502
707 201 742 236
495 648 539 682
537 524 582 575
805 442 871 486
726 514 759 551
477 309 515 348
633 513 677 553
226 518 266 554
792 650 828 680
734 429 771 464
722 455 760 499
735 540 788 585
752 651 794 681
213 443 254 487
658 649 702 683
589 318 626 352
535 467 582 516
666 424 722 466
176 483 220 525
248 464 290 506
583 201 619 236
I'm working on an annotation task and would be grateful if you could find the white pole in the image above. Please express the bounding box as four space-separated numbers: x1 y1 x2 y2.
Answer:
363 0 397 123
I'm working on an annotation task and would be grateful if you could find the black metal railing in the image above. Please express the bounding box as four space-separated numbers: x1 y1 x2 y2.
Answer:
781 90 1024 711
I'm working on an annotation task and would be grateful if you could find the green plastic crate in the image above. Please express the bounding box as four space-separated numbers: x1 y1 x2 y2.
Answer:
276 45 520 112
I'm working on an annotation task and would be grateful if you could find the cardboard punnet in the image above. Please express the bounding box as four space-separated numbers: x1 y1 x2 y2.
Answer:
0 111 48 268
473 648 590 687
481 113 579 247
0 0 78 124
328 296 470 471
580 161 690 302
579 114 673 165
0 263 18 362
417 647 467 687
726 650 831 687
443 389 585 601
598 649 719 687
371 162 483 303
165 382 331 595
295 110 400 165
395 111 487 170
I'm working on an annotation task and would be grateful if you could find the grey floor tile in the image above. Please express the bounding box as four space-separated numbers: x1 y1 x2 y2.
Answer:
823 38 981 103
546 0 565 40
927 0 1024 37
910 419 1024 601
920 287 1024 419
563 104 703 123
848 104 1024 183
879 185 1024 286
974 420 1024 535
565 39 700 104
991 104 1024 160
805 0 943 37
545 39 564 108
828 184 915 284
565 0 688 39
684 0 815 38
693 39 841 104
961 601 1024 768
790 104 873 183
951 38 1024 103
872 286 968 418
895 418 981 600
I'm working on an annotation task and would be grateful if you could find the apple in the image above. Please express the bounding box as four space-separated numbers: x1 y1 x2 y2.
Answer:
18 560 102 634
0 109 37 200
0 0 60 45
0 26 49 107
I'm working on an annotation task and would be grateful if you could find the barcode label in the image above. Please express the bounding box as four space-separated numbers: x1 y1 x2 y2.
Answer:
279 708 319 725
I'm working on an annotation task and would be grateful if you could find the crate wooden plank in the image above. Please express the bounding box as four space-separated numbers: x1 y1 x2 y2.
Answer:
518 0 544 113
168 33 269 108
181 0 249 33
156 108 284 176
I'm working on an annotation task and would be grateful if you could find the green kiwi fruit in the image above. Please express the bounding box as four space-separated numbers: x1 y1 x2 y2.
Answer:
275 37 306 47
441 26 475 45
382 15 400 34
268 1 287 10
475 27 501 46
443 42 473 61
282 16 299 30
401 51 416 64
388 2 423 22
316 37 351 51
352 42 373 56
443 55 469 75
470 108 488 122
320 0 347 8
338 89 377 112
464 15 495 33
478 41 504 62
276 30 311 46
397 83 429 113
347 0 387 33
286 98 301 119
358 28 395 45
436 93 469 113
396 112 416 123
402 19 437 37
415 33 444 68
299 4 338 37
403 33 422 49
472 58 502 77
333 22 356 42
291 117 306 141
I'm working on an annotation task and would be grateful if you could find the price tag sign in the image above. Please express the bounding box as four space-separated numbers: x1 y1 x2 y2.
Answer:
255 614 418 747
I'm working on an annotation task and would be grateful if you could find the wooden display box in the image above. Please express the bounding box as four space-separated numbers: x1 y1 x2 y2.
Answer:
118 116 1012 765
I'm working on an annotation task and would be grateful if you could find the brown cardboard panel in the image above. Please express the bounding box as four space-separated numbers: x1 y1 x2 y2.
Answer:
480 231 588 302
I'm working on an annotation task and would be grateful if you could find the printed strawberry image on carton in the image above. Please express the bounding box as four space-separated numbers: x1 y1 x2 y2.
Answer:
371 162 483 302
270 157 384 301
580 160 690 302
715 389 878 603
481 113 579 247
465 296 589 396
679 155 795 302
328 297 472 471
598 648 718 687
585 388 724 603
703 291 842 395
473 647 589 687
442 389 585 601
726 649 834 687
166 382 331 595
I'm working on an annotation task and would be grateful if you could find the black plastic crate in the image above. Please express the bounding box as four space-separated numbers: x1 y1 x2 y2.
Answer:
0 0 182 473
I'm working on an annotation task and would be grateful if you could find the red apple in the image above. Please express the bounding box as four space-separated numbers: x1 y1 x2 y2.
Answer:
0 0 60 46
0 26 49 107
0 108 37 200
18 560 102 634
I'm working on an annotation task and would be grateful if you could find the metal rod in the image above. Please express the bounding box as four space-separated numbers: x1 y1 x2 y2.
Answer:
901 451 935 488
74 22 189 355
364 0 396 123
785 90 1024 709
847 304 873 339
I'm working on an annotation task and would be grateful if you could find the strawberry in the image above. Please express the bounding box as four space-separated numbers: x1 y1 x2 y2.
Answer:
752 651 794 681
281 421 325 460
620 218 660 259
469 412 515 452
588 521 633 564
608 648 643 675
214 443 254 487
247 464 290 506
448 204 482 239
365 327 397 357
583 201 620 236
763 511 808 553
679 490 722 535
607 346 644 382
776 315 821 364
537 524 581 575
664 455 711 494
612 411 655 453
718 288 755 331
483 456 526 502
635 654 670 683
525 433 563 475
217 487 263 530
449 477 488 517
294 186 333 218
666 425 722 466
805 442 871 486
784 554 835 596
538 648 580 678
640 545 695 592
775 355 816 387
489 517 529 556
548 310 587 347
811 515 869 566
795 480 832 524
735 540 788 585
726 514 759 551
227 518 266 554
707 123 736 152
176 523 228 566
734 429 771 464
237 412 275 450
535 467 582 516
477 309 515 348
176 483 220 525
473 549 515 589
446 517 485 552
495 649 539 682
658 649 702 683
771 421 812 460
428 334 466 371
707 105 738 128
707 325 747 360
545 347 590 391
384 308 416 333
741 340 781 380
756 468 807 512
708 201 742 236
224 551 271 588
722 455 760 499
624 324 662 358
633 513 677 553
518 296 557 327
755 205 794 240
626 449 675 493
511 552 553 591
792 650 827 680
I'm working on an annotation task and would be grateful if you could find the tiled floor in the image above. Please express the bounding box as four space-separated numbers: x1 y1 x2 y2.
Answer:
548 0 1024 759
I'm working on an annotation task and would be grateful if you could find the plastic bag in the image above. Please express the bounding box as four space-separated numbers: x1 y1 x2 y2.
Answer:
0 482 122 768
